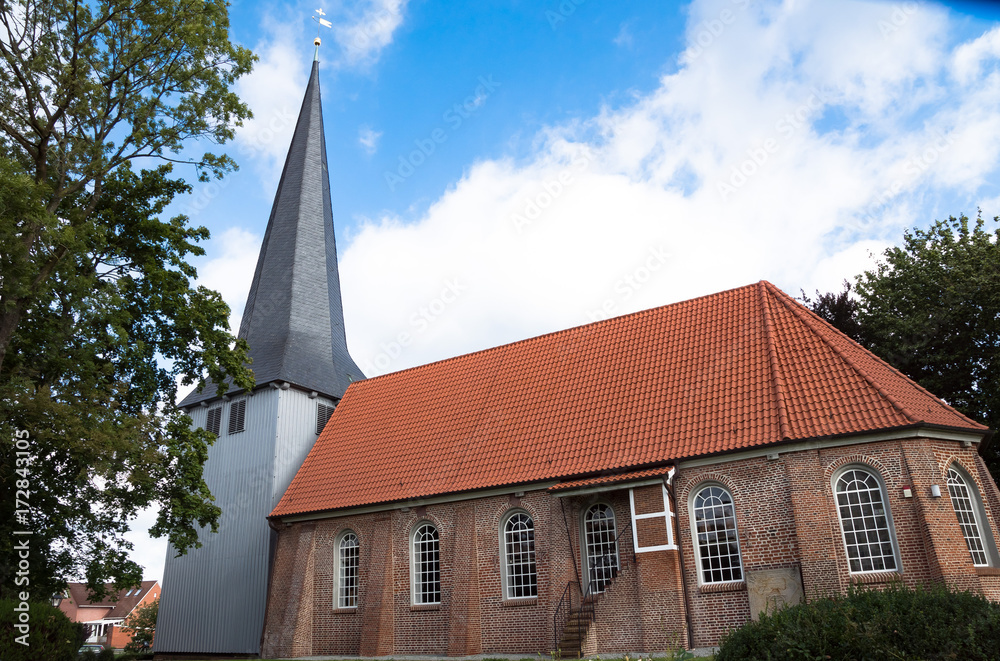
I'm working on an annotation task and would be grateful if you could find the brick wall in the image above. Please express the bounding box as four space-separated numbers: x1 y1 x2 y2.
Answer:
673 437 1000 648
262 436 1000 656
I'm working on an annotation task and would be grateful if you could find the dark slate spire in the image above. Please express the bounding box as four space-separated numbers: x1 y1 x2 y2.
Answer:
180 58 364 407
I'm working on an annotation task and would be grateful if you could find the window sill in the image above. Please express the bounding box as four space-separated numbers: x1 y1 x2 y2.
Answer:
698 581 746 594
976 566 1000 577
410 603 441 612
333 606 358 614
850 571 901 585
503 597 538 607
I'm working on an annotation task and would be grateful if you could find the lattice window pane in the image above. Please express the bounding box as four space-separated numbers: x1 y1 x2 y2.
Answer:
206 407 222 436
835 469 897 573
584 504 619 593
338 533 359 608
693 486 743 583
947 468 989 566
227 399 246 435
412 524 440 604
504 513 537 599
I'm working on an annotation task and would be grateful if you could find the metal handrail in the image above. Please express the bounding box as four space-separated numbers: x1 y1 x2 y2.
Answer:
552 580 578 652
552 520 634 651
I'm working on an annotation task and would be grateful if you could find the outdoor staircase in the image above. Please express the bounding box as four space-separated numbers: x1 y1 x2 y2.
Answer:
556 602 594 656
553 521 635 657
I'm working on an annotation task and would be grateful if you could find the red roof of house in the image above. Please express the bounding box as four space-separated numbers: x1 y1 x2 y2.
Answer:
64 581 158 619
271 281 985 518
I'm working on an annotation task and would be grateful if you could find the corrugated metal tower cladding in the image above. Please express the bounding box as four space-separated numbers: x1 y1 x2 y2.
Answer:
156 53 364 656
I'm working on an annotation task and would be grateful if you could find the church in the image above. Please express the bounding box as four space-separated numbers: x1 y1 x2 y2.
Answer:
154 47 1000 658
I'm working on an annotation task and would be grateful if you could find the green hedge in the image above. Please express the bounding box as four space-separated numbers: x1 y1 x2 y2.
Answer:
716 583 1000 661
0 598 85 661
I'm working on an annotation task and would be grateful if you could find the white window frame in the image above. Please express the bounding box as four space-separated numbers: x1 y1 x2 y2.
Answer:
410 522 441 605
581 503 619 594
689 483 744 585
629 482 676 552
946 464 999 567
832 465 901 575
334 530 359 609
500 510 538 600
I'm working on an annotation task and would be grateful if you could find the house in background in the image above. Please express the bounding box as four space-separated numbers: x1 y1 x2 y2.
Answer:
58 580 159 649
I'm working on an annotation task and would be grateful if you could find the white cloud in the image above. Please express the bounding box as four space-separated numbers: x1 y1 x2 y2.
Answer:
614 23 634 48
124 505 167 582
953 25 1000 84
358 125 383 154
338 0 1000 377
196 227 262 334
234 20 307 185
332 0 407 68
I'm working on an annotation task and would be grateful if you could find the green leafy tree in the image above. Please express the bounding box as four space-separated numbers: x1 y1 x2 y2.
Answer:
120 597 158 653
807 213 1000 481
800 280 864 344
0 0 256 602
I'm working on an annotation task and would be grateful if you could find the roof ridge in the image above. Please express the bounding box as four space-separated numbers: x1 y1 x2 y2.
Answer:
758 281 791 441
769 283 982 428
352 282 764 388
760 281 918 423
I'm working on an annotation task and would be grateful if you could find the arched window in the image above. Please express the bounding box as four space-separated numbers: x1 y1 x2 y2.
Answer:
946 466 991 567
502 512 537 599
411 523 440 604
336 531 359 608
834 467 899 573
691 485 743 584
583 504 619 593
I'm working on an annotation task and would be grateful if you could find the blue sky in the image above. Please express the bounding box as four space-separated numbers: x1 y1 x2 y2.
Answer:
132 0 1000 581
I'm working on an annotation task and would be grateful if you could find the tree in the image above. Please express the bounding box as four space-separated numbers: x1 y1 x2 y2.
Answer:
120 598 158 653
799 280 864 344
807 213 1000 481
0 1 256 602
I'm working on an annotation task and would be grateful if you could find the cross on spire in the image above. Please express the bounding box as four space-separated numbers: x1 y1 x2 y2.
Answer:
312 7 332 59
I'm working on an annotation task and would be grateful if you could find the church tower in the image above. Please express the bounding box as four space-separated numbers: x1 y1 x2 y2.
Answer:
155 43 363 656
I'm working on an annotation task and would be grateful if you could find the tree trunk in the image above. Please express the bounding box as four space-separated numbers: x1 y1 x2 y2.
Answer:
0 304 24 375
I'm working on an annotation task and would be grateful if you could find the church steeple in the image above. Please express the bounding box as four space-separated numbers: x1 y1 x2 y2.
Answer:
159 50 364 657
181 53 363 407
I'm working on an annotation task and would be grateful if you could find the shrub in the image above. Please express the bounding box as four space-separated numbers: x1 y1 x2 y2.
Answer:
0 598 85 661
716 583 1000 661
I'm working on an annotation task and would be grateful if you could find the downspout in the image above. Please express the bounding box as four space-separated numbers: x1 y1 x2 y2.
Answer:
560 497 582 586
259 517 283 654
665 468 694 650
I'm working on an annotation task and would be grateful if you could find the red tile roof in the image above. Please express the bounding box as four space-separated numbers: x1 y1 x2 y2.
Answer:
271 281 985 518
548 467 674 491
65 580 158 619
